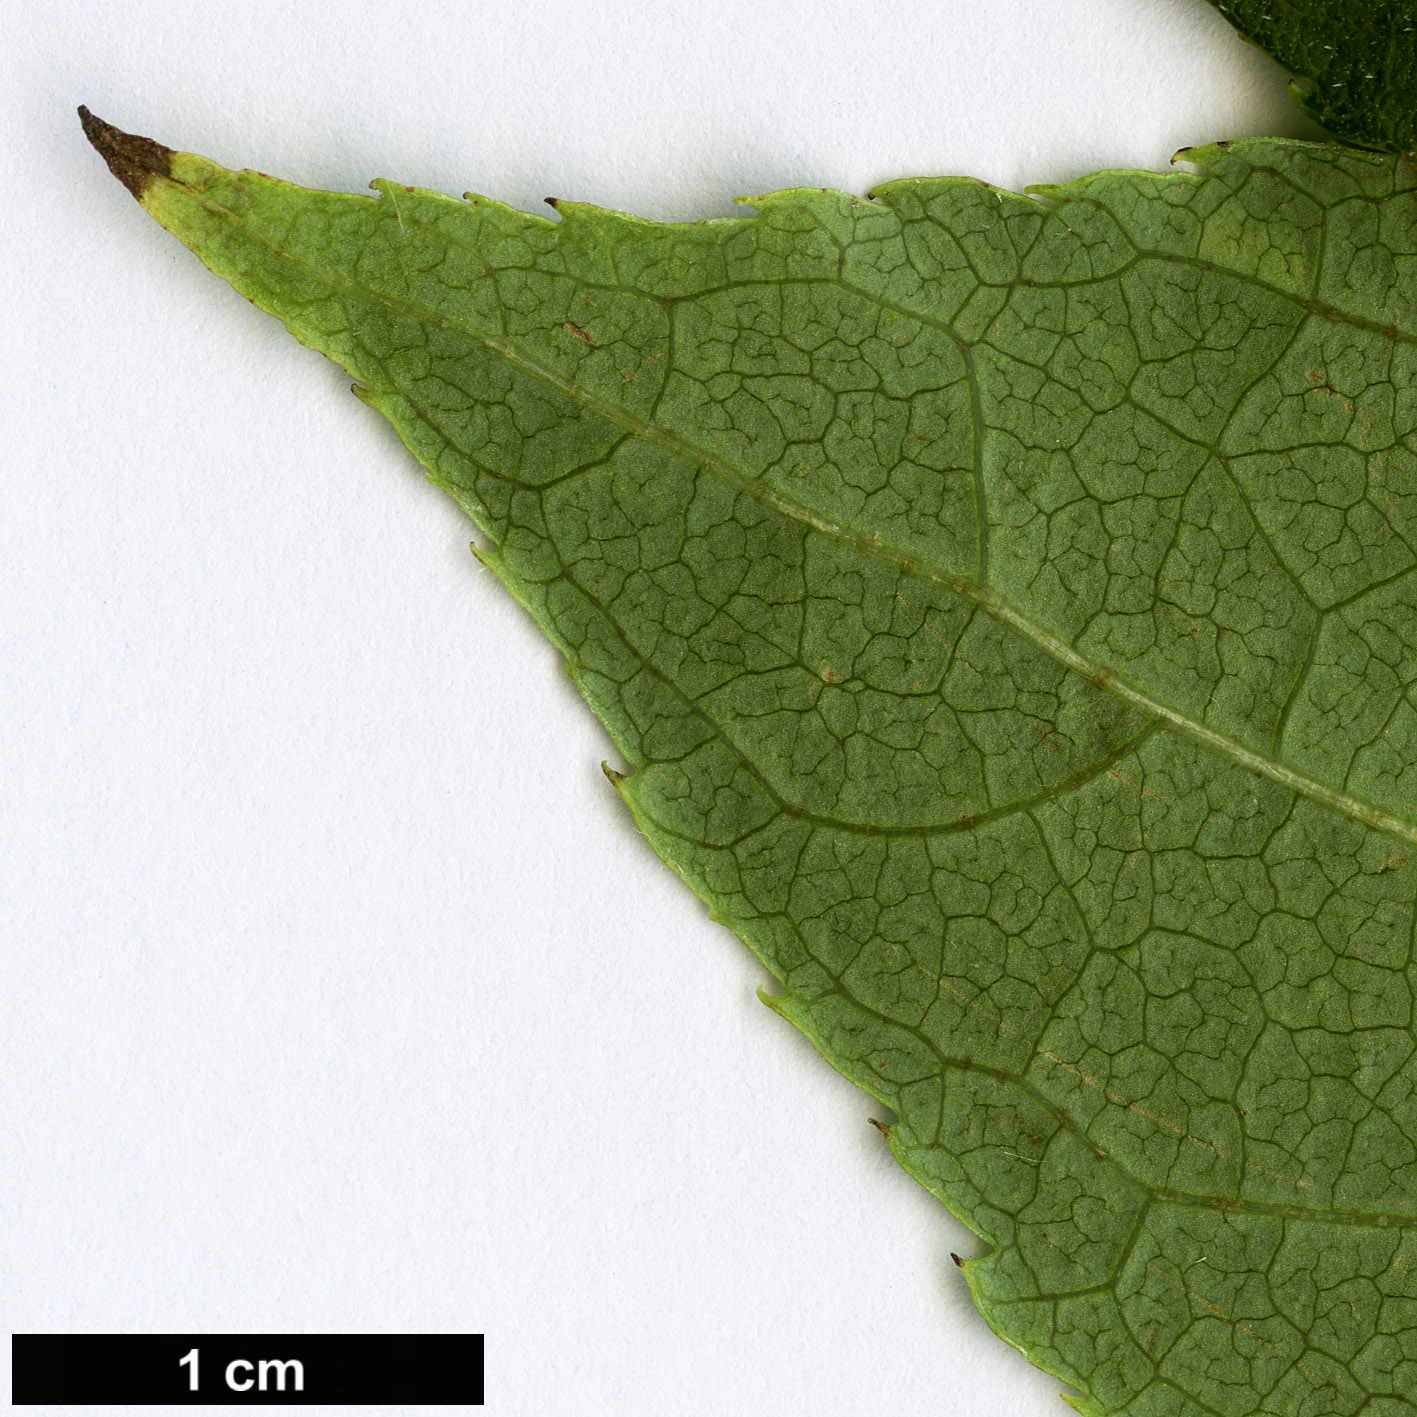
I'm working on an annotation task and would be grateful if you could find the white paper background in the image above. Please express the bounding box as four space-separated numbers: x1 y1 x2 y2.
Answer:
2 2 1320 1413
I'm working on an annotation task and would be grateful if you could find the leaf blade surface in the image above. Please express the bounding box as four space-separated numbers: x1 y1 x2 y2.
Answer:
86 112 1417 1415
1207 0 1417 151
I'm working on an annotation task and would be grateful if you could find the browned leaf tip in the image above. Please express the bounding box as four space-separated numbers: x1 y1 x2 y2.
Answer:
78 107 173 200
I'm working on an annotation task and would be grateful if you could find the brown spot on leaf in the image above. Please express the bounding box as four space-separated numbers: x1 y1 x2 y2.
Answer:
563 321 598 347
78 107 173 201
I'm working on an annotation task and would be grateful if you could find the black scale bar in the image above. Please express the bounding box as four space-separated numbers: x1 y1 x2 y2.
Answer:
11 1334 483 1405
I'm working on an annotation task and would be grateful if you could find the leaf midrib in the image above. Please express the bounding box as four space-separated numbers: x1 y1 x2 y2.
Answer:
184 175 1417 849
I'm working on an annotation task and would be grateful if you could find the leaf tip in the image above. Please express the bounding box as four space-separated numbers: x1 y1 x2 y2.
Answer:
78 106 173 202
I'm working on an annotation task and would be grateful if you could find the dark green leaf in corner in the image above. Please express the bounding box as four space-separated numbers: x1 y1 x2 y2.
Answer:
1207 0 1417 151
83 95 1417 1416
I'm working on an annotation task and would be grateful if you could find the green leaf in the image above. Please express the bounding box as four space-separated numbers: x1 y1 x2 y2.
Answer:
83 106 1417 1415
1207 0 1417 151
